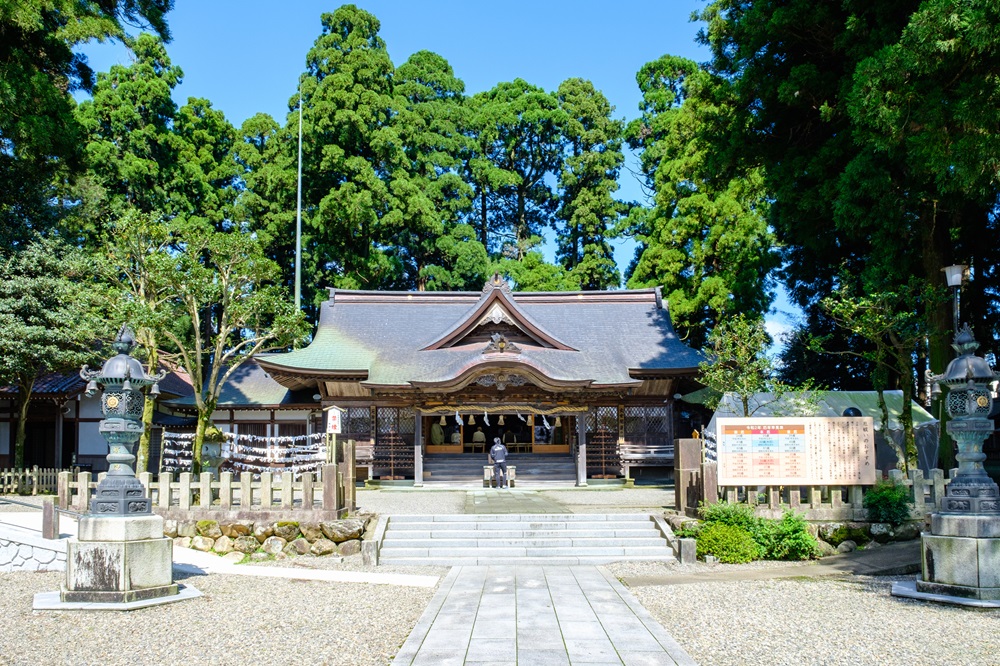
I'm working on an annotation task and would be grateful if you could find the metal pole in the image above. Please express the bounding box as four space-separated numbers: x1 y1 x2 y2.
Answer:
295 82 303 311
953 286 960 333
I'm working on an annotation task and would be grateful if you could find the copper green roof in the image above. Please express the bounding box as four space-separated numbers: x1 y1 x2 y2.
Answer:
257 279 703 391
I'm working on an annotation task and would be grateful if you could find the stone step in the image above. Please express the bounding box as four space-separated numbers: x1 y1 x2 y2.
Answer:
379 536 668 549
388 513 653 523
379 545 673 558
383 528 658 540
377 555 677 566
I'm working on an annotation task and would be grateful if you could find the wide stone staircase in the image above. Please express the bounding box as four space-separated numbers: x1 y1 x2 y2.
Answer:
422 453 577 487
377 513 676 565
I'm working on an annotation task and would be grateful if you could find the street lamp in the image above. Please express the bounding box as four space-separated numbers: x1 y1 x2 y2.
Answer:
942 264 967 334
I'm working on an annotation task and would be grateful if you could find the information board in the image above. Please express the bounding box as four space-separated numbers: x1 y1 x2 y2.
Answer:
716 417 877 486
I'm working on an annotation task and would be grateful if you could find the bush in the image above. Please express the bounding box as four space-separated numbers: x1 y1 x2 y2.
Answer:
863 480 913 527
825 525 870 547
699 501 758 531
766 511 818 560
696 523 761 563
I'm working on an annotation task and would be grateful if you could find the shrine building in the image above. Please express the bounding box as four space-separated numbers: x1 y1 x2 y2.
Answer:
254 275 703 485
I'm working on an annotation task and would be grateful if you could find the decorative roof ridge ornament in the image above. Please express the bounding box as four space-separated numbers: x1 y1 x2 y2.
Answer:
952 322 979 356
482 273 512 295
484 332 520 355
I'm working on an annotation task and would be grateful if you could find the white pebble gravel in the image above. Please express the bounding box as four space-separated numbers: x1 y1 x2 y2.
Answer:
0 570 437 666
619 572 1000 666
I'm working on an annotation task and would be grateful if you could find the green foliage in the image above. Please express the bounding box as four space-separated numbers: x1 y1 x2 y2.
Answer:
0 1 172 240
697 502 817 561
624 55 777 346
766 511 818 561
863 480 914 527
695 523 760 563
697 314 789 416
0 237 107 468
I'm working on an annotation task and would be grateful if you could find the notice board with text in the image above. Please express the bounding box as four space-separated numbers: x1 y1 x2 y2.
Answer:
716 417 877 486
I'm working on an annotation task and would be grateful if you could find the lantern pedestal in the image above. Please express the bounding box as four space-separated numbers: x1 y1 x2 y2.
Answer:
62 515 178 604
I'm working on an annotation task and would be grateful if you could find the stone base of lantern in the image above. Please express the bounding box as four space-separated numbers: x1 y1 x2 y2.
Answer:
892 513 1000 606
58 515 182 606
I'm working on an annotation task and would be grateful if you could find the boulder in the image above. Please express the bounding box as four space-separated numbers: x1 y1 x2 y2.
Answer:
250 552 269 562
234 535 260 554
222 521 254 538
253 523 274 543
321 519 366 543
300 522 324 542
222 552 245 564
196 520 223 539
289 538 312 555
836 540 857 554
191 536 215 552
273 521 300 541
261 536 287 555
177 521 198 538
310 538 337 556
815 539 838 557
212 535 234 554
338 539 362 556
173 536 192 550
870 523 893 543
893 522 921 542
163 519 178 538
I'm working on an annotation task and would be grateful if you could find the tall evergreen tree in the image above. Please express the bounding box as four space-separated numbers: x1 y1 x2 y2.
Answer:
625 55 777 347
555 78 624 290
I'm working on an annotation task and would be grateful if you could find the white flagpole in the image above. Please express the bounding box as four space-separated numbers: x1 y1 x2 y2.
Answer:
295 80 303 311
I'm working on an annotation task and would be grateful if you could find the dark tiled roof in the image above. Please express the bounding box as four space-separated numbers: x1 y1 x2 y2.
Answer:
163 360 317 409
258 284 704 389
0 372 85 397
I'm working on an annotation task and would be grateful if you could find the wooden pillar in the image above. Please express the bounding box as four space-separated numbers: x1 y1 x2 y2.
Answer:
576 413 588 487
413 409 423 487
54 400 64 469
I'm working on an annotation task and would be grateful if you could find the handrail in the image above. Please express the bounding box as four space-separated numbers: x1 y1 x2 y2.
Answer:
0 496 81 539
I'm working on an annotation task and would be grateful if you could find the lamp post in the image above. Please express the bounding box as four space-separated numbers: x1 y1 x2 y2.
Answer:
897 324 1000 605
942 264 967 334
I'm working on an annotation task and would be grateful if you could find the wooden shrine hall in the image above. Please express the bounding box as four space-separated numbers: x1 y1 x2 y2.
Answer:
255 275 703 485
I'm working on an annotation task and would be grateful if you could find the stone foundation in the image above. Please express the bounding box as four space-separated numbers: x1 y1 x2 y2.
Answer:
917 516 1000 601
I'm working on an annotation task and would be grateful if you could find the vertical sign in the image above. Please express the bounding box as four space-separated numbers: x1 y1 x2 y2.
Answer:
326 407 342 434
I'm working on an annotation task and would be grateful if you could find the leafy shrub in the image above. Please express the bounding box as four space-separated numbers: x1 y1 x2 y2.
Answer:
766 511 818 560
699 501 758 531
695 523 761 563
863 480 913 527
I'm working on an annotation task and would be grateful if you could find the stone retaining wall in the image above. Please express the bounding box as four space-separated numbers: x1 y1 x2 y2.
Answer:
0 529 66 572
166 517 369 560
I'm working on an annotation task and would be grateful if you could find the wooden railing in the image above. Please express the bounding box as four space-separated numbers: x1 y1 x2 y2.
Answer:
714 467 957 521
58 441 358 515
0 466 63 495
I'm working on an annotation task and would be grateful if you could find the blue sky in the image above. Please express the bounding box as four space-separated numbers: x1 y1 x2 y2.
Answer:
79 1 799 341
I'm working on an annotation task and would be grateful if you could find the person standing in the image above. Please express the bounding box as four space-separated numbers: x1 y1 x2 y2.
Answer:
489 437 509 489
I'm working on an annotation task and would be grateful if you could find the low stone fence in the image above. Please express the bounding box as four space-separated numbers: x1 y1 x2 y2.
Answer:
0 466 63 495
167 516 368 560
0 527 66 572
58 464 357 517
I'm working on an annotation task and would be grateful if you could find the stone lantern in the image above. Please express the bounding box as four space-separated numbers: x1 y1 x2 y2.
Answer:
79 326 164 514
894 323 1000 605
60 326 181 605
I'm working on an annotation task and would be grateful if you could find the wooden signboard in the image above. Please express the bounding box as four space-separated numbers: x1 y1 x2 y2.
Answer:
716 417 877 486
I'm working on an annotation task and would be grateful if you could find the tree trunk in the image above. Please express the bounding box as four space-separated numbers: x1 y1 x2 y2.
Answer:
921 201 953 470
13 380 33 470
136 345 159 474
193 411 210 476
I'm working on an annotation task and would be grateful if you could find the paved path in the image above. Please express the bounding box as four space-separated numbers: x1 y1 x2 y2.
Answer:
465 489 571 514
392 565 696 666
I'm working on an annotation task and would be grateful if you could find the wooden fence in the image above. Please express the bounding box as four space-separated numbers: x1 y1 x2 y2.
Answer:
58 441 358 515
0 467 62 495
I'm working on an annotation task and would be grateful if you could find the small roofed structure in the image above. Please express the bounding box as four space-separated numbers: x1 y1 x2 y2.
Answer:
255 275 703 485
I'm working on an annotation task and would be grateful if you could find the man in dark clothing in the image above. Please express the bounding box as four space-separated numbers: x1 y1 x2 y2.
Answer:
489 437 509 489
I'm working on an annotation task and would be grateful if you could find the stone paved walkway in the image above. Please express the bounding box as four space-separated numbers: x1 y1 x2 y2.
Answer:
392 565 696 665
464 489 571 514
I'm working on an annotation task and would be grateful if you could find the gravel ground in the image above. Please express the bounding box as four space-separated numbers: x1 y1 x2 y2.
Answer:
355 489 467 515
0 570 437 666
541 487 674 513
615 570 1000 666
